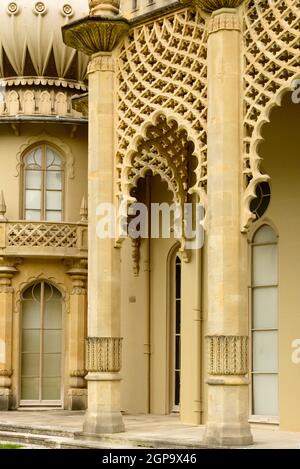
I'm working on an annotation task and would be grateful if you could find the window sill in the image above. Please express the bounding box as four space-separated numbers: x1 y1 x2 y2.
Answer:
249 415 279 426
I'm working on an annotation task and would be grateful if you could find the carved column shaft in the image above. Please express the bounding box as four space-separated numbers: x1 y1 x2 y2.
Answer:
83 53 124 434
67 263 88 410
0 262 18 410
204 8 252 446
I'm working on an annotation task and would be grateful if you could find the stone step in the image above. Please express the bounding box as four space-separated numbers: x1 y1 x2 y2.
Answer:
0 431 141 449
0 423 206 449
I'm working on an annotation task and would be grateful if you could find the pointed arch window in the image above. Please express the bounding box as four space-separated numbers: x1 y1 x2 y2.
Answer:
23 145 64 221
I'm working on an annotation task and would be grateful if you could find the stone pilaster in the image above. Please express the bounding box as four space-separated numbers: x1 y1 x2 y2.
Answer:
67 260 88 410
62 1 129 435
204 7 253 446
0 259 18 410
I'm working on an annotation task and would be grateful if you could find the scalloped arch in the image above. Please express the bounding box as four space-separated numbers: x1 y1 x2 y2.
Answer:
121 111 200 207
242 78 299 231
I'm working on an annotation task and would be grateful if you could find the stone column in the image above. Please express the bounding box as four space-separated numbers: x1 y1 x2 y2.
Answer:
203 5 253 446
62 2 130 434
0 259 18 410
84 52 125 434
67 260 88 410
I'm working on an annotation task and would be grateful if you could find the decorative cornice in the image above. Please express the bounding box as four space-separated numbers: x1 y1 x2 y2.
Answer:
1 77 87 91
207 335 248 375
86 337 122 373
191 0 245 13
208 8 240 33
62 16 130 55
87 56 115 74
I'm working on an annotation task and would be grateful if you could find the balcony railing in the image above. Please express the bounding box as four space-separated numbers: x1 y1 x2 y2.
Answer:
0 220 87 258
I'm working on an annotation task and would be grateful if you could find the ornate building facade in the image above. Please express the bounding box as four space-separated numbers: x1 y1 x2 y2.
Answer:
0 0 299 447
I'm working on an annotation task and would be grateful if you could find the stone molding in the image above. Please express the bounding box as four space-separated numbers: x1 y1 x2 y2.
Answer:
70 370 86 378
89 0 120 16
207 335 248 375
0 369 12 377
86 337 122 373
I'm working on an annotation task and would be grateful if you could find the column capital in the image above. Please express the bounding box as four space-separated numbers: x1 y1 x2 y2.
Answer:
208 8 241 34
189 0 245 13
62 16 130 56
87 54 116 75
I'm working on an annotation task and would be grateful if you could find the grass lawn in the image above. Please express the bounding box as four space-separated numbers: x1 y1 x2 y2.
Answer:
0 443 22 449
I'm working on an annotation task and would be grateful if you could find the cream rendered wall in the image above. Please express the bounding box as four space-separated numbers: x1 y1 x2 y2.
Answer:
120 237 147 414
121 174 202 421
180 249 202 424
256 93 300 431
121 0 178 19
0 122 88 222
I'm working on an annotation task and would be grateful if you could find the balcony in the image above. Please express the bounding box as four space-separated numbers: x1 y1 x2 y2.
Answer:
0 193 88 259
0 220 87 259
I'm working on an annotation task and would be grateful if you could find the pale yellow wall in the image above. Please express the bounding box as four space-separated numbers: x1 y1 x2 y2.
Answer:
120 237 147 413
120 174 202 421
180 249 202 424
0 122 88 222
11 258 73 409
201 237 208 424
255 93 300 431
121 0 178 19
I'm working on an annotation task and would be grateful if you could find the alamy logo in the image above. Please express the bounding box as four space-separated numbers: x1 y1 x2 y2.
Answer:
96 201 205 250
291 79 300 104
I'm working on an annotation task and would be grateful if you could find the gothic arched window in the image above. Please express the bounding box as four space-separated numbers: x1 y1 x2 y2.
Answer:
23 145 64 221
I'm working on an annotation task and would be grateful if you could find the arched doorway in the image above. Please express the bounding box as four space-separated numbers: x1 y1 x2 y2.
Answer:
120 114 200 418
20 281 63 406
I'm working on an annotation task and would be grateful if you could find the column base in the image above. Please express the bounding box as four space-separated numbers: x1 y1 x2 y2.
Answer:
83 410 125 434
204 380 253 447
0 388 12 411
204 422 253 447
68 388 87 411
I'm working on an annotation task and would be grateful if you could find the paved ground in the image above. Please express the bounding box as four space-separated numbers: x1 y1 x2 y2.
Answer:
0 411 299 449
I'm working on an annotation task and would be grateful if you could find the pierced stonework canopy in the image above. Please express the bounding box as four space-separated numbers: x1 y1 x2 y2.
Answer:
0 0 89 81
